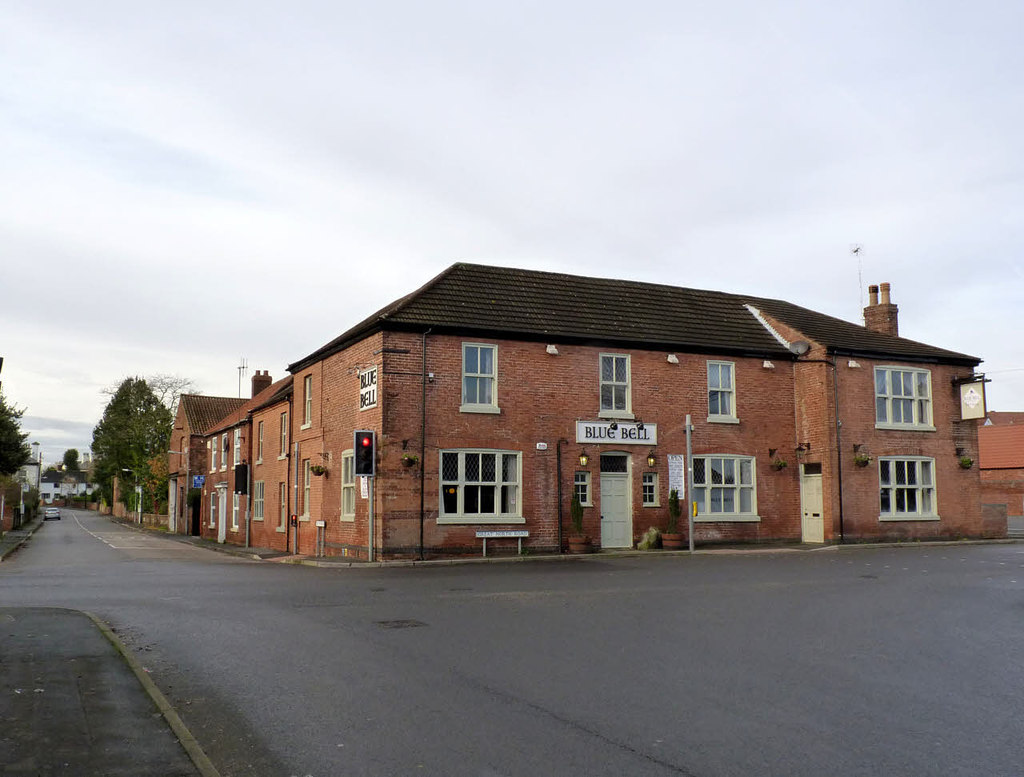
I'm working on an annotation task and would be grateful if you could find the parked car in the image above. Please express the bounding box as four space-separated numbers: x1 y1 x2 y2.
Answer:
44 507 61 520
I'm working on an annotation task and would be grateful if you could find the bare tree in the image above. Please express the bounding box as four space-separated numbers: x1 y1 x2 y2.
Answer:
103 374 199 416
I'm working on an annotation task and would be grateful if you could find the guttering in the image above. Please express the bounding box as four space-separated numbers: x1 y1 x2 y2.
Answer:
419 329 432 561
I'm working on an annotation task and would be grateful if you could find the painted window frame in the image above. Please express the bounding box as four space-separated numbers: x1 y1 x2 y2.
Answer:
233 428 241 466
460 343 499 414
302 374 313 429
874 367 934 430
692 455 758 521
253 480 265 521
599 353 633 419
278 482 287 532
302 459 311 518
438 449 523 524
341 450 355 521
256 421 264 464
279 412 288 459
210 438 217 473
879 456 938 520
221 433 228 471
231 493 239 531
209 492 217 528
574 471 592 507
707 361 738 423
642 472 659 507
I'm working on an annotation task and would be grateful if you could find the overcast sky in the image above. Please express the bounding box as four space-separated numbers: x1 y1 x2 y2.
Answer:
2 0 1022 467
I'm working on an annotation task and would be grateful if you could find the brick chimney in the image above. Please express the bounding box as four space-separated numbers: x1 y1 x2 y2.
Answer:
251 370 273 397
864 282 899 336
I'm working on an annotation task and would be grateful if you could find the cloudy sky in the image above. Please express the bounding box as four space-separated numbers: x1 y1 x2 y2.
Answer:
2 0 1022 466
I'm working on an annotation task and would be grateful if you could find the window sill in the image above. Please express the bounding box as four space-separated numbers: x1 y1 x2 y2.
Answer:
874 423 936 432
255 458 263 466
695 514 761 523
278 454 288 461
301 422 311 430
438 515 526 525
879 514 941 522
643 502 660 508
253 517 264 522
299 514 310 522
275 526 286 534
341 514 355 522
706 416 740 425
598 410 635 420
460 404 501 415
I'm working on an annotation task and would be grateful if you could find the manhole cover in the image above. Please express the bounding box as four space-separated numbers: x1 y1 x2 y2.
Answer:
375 619 427 629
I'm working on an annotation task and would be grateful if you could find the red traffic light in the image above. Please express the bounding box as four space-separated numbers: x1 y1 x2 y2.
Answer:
354 430 375 476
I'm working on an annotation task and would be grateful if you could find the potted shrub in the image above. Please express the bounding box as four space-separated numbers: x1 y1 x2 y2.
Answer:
567 495 591 553
770 457 788 471
853 453 871 468
309 464 327 477
959 456 974 469
401 453 419 468
662 488 685 549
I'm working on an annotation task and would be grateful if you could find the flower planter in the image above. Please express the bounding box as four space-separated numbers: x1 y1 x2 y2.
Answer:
662 532 685 550
567 536 592 554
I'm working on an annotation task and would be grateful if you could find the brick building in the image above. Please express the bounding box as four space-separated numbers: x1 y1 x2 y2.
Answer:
979 423 1024 518
180 263 1000 558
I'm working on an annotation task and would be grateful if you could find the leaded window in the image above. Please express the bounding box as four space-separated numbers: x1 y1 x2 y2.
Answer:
879 457 936 518
692 455 756 518
440 450 521 523
875 367 932 428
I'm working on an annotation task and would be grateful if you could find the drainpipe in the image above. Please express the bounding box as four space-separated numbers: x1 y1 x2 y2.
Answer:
556 439 567 554
419 328 432 561
286 394 293 554
293 441 300 555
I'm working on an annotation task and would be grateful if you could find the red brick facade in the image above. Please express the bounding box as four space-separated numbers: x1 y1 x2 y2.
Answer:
174 265 999 558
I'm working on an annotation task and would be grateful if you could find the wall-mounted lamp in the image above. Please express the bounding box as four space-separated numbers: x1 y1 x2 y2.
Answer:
546 344 559 355
848 360 861 368
608 421 618 431
646 450 657 468
768 448 777 458
852 443 862 453
795 442 811 452
578 450 590 467
955 447 965 457
636 421 645 431
667 354 679 364
762 360 775 369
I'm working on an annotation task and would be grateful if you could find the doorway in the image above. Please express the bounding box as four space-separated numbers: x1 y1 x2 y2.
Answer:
800 463 824 543
600 453 632 548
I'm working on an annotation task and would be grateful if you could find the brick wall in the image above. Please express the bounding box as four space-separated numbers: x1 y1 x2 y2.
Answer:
981 468 1024 516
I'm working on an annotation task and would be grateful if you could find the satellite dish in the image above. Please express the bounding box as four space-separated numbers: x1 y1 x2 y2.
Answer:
789 340 811 355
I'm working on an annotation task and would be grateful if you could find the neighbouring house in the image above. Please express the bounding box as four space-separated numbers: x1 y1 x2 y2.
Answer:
39 469 92 504
979 423 1024 518
176 263 999 559
168 392 249 535
196 374 292 547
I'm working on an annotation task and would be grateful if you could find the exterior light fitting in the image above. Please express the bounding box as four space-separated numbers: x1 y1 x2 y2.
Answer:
646 450 656 468
579 450 590 467
546 344 559 355
667 354 679 364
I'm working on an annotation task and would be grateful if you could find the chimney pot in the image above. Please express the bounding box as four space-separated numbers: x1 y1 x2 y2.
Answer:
880 282 891 305
868 285 879 306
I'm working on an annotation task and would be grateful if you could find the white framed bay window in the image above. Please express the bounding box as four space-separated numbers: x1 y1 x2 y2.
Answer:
692 455 758 521
879 457 938 520
439 449 522 524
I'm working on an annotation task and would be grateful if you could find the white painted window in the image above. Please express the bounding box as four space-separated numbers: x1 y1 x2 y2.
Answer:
278 482 288 531
341 450 355 520
875 367 932 429
642 472 659 507
210 439 217 472
256 421 264 463
692 455 757 520
707 361 737 422
209 492 217 528
461 343 498 413
439 450 522 524
303 375 313 428
599 354 630 416
233 429 241 466
279 412 288 457
574 471 591 507
879 457 937 519
221 433 228 470
231 493 239 530
253 481 265 521
302 459 311 517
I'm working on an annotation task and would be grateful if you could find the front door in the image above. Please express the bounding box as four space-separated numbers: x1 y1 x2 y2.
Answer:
217 488 228 543
800 464 824 543
600 453 632 548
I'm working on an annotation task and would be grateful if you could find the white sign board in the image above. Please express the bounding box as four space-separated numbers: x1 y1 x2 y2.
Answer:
576 420 657 445
667 454 686 500
960 381 986 421
360 476 369 499
359 366 378 411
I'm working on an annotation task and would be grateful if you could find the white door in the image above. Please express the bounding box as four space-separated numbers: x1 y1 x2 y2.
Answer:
800 464 824 544
600 454 632 548
217 488 228 543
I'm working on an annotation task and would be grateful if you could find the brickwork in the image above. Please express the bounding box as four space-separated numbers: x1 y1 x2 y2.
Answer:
981 469 1024 516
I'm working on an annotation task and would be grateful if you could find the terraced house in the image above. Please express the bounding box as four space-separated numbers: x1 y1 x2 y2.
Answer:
174 263 1002 559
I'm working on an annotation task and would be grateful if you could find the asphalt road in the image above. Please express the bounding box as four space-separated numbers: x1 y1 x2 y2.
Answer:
3 509 1023 776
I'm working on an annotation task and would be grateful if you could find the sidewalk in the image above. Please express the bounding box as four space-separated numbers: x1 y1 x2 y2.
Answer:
0 607 214 776
0 516 44 562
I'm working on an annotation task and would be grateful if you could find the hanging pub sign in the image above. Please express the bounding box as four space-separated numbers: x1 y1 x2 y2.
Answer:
959 379 987 421
359 366 378 411
576 420 657 445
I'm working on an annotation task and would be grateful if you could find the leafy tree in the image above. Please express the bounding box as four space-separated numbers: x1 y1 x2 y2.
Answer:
0 392 31 477
92 378 173 510
62 448 81 475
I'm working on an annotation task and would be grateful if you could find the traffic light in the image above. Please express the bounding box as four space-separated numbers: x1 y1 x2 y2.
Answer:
354 430 375 476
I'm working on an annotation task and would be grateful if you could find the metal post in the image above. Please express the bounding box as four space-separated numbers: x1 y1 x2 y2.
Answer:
368 476 375 563
685 414 695 554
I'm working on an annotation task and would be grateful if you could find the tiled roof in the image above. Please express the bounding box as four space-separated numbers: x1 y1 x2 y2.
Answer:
180 395 247 436
986 411 1024 426
288 263 980 372
979 425 1024 469
207 376 294 435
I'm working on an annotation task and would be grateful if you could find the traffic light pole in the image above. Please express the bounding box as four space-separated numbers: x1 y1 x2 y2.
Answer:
367 476 374 563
